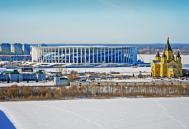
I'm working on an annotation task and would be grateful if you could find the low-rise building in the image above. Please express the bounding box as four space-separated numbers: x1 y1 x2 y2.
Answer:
22 73 37 81
54 76 70 86
0 72 9 81
8 70 23 82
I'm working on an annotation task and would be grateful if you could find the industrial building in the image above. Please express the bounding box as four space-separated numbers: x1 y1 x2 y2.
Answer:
32 45 137 64
11 43 23 55
0 43 31 61
23 44 31 55
0 69 46 82
0 43 11 55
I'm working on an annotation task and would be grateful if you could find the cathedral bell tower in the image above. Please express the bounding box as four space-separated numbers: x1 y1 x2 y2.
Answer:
176 51 182 76
176 51 181 63
160 51 168 77
155 51 161 61
164 37 174 61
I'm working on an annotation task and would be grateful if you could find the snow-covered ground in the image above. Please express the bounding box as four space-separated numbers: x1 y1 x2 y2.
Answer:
36 67 151 75
0 98 189 129
69 67 150 74
0 81 54 87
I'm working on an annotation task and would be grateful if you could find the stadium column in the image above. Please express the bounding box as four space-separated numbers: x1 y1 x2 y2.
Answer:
50 48 52 63
127 48 128 63
109 48 112 63
97 48 98 63
104 48 106 63
89 47 90 63
38 47 41 62
85 48 87 63
40 47 41 63
120 47 122 63
114 48 117 63
99 48 102 63
118 48 120 63
80 48 83 63
64 48 66 63
100 48 103 63
55 48 57 63
130 48 132 64
93 47 94 63
44 48 46 63
41 47 43 63
128 48 130 63
123 48 126 63
132 48 136 64
115 48 119 63
40 47 42 63
42 47 44 63
63 48 64 63
112 48 115 63
38 47 40 62
133 47 137 64
130 48 131 63
130 48 132 63
114 48 115 63
122 47 124 63
134 48 136 64
45 48 46 63
46 48 48 63
48 48 50 63
59 48 61 63
49 48 51 63
72 48 74 63
69 48 71 63
127 48 129 63
51 48 53 63
42 48 44 63
112 48 114 63
59 48 62 63
53 48 55 63
108 48 109 63
126 48 128 63
77 47 79 64
58 48 60 63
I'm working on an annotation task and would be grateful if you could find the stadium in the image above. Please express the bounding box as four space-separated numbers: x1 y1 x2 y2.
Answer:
32 45 137 65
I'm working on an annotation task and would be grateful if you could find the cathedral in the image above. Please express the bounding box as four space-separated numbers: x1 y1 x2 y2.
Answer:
151 38 182 78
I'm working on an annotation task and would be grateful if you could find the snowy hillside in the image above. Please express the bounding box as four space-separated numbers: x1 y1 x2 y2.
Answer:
0 98 189 129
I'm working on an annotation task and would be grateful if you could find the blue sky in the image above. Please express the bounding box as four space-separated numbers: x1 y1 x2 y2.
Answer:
0 0 189 43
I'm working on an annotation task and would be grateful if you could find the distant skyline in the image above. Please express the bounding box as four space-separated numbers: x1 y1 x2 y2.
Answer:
0 0 189 44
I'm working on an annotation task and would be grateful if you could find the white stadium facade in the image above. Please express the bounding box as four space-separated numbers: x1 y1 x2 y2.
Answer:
32 45 137 64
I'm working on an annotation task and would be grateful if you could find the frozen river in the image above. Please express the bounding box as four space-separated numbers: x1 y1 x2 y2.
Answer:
0 97 189 129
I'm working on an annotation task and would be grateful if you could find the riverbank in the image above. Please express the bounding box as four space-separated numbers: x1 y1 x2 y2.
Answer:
1 80 189 101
